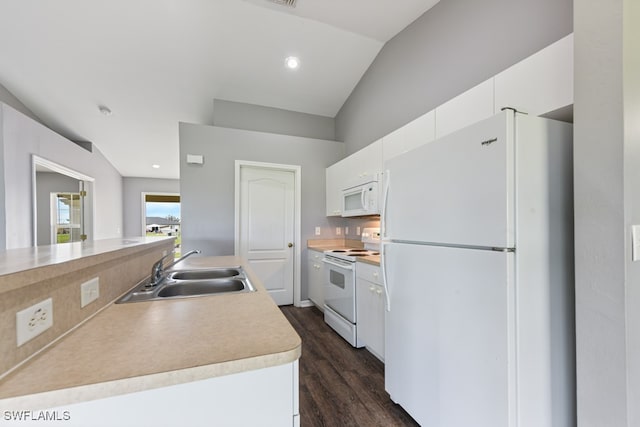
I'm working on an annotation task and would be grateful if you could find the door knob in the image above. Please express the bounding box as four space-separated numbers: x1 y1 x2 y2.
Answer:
288 243 293 248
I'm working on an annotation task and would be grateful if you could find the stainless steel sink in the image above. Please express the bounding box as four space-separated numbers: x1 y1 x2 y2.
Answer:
158 279 247 297
116 267 256 303
167 269 241 281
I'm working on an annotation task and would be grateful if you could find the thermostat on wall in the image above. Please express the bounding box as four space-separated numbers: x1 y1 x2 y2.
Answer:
186 154 204 164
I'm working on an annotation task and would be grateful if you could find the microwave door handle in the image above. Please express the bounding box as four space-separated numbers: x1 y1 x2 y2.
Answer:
321 258 354 270
361 187 366 209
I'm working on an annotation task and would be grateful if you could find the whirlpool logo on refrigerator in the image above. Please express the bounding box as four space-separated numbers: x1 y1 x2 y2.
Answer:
480 137 498 147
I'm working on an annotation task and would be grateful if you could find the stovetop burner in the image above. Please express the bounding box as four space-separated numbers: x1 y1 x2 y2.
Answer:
324 248 380 261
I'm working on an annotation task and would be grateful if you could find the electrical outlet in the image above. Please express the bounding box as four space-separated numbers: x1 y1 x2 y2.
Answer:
315 226 321 236
336 227 341 236
81 277 100 308
16 298 53 347
345 227 349 235
356 226 361 235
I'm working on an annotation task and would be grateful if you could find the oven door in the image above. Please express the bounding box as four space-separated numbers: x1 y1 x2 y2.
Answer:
322 256 356 323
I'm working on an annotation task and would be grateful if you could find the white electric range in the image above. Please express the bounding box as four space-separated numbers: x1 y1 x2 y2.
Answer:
322 228 380 347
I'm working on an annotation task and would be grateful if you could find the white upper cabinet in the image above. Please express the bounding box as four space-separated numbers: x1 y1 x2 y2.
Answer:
326 161 346 216
494 34 573 116
383 110 436 162
326 139 383 216
435 78 495 139
344 138 383 189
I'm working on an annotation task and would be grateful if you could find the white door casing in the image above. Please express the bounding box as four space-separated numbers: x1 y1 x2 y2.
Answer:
235 161 300 306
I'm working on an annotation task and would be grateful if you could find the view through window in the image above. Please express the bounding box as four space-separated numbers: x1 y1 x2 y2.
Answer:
145 194 181 257
52 192 82 244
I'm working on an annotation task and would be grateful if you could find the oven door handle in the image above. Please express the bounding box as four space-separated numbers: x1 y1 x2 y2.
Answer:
321 258 354 270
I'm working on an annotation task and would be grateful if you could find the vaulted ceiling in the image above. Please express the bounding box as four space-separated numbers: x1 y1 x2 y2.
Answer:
0 0 439 178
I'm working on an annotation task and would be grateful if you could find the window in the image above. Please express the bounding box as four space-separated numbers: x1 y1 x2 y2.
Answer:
143 193 181 257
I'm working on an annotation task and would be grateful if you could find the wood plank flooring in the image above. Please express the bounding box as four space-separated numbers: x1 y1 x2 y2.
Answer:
280 305 419 427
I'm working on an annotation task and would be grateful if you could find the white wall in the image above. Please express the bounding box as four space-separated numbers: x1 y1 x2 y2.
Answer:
624 1 640 423
213 99 335 141
0 103 123 249
179 122 345 299
122 177 180 237
574 0 640 425
335 0 573 154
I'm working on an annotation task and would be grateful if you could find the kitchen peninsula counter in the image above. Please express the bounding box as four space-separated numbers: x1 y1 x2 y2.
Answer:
0 237 175 293
0 255 301 411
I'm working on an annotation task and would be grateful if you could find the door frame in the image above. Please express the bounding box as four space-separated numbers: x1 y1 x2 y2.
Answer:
31 155 95 246
234 160 302 307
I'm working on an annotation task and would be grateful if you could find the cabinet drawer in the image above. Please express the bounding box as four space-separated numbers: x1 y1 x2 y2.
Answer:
307 249 323 262
356 262 381 285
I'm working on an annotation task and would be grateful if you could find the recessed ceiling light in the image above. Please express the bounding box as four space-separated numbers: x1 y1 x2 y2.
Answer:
285 56 300 70
152 164 160 169
98 105 112 116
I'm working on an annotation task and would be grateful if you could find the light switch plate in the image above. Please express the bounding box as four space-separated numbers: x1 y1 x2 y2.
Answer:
16 298 53 347
356 227 361 236
186 154 204 164
336 227 341 236
81 277 100 308
633 225 640 261
345 227 349 235
315 227 321 236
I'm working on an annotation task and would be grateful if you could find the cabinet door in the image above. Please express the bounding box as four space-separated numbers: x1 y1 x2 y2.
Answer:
435 78 495 139
307 250 324 309
356 278 385 362
344 139 383 189
494 34 573 117
326 139 383 216
325 162 343 216
383 110 436 162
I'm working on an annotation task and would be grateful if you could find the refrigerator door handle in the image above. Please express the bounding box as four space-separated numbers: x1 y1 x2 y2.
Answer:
381 170 390 239
380 240 391 312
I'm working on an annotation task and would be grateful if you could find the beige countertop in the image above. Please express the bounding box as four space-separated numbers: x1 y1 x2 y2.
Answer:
357 255 381 266
0 237 174 294
0 256 301 410
307 239 365 254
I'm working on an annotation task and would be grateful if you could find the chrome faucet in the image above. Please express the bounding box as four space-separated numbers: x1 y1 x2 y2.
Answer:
150 249 201 286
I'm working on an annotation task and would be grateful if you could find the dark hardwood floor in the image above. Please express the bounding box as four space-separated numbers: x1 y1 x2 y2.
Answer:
280 305 419 427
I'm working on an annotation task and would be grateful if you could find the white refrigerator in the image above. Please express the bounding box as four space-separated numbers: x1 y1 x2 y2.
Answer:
381 110 575 427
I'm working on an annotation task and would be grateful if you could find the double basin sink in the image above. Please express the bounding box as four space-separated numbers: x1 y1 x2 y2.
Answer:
117 267 256 304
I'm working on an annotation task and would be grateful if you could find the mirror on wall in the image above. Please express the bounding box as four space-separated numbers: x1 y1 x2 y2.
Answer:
32 156 95 246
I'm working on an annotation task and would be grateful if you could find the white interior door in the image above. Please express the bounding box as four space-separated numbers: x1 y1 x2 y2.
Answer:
238 165 295 305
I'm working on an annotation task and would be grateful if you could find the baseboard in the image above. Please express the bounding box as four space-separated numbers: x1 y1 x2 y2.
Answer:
299 299 315 308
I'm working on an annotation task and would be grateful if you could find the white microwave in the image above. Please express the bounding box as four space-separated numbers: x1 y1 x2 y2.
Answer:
342 181 379 217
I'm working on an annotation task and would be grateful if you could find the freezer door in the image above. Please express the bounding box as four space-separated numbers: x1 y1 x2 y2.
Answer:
383 111 514 248
384 242 514 427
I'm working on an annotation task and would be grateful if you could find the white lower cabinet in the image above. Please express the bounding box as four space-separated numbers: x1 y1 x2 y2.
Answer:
46 362 299 427
307 249 324 310
356 262 385 361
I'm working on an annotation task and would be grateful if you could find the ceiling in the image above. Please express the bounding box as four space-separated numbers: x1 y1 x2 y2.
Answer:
0 0 439 179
